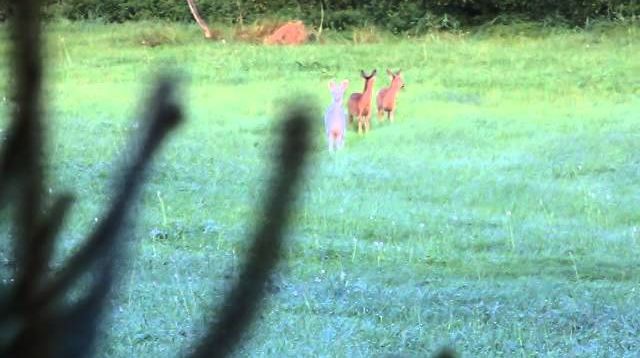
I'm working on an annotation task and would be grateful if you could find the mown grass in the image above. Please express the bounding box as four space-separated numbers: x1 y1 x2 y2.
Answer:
1 21 639 357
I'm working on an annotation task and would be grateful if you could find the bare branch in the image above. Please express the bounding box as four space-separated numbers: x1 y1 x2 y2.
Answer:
186 0 216 39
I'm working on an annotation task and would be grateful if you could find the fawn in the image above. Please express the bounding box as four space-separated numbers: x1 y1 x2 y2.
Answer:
348 69 377 134
376 69 405 122
324 79 349 150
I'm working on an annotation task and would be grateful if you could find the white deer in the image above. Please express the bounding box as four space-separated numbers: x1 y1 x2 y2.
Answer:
324 79 349 151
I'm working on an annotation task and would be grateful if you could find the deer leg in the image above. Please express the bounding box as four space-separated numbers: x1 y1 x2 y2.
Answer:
389 110 395 123
357 117 363 135
377 108 384 123
364 116 371 133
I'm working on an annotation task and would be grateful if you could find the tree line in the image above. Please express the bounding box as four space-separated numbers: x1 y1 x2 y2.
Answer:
1 0 638 32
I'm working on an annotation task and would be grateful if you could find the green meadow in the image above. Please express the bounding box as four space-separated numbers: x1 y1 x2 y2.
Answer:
1 21 639 356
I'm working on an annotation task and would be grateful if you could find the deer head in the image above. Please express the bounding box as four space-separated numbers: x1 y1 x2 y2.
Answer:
361 69 377 79
359 69 377 92
328 79 349 103
387 68 405 89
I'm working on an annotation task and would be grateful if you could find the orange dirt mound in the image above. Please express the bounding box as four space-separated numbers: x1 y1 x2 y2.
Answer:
263 21 308 45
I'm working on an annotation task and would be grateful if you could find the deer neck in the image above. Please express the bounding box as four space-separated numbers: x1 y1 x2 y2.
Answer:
393 79 403 90
388 81 401 96
362 80 374 98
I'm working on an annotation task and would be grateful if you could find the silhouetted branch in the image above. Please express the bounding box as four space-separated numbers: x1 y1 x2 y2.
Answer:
0 0 43 201
0 1 184 356
0 0 50 356
190 105 311 358
54 255 115 357
34 78 182 311
433 347 458 358
3 0 44 292
19 194 74 292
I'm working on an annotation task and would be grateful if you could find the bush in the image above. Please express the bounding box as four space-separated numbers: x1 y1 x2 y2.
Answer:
56 0 191 22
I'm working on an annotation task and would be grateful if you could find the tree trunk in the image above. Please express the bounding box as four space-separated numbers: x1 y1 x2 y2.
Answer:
186 0 215 39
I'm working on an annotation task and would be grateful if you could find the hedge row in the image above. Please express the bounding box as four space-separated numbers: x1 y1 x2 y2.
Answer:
2 0 639 31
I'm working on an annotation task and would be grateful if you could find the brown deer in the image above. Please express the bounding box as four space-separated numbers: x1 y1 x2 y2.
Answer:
376 69 405 123
348 69 377 134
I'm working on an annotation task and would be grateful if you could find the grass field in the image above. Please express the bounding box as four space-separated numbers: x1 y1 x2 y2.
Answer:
1 21 639 357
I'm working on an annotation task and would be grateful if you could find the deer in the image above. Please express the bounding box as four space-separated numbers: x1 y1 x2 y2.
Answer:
324 79 349 151
376 69 405 123
348 69 377 135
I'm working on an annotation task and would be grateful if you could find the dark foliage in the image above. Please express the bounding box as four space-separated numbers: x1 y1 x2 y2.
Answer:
34 0 640 32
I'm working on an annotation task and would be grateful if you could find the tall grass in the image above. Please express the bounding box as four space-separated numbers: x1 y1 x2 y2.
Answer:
1 21 639 356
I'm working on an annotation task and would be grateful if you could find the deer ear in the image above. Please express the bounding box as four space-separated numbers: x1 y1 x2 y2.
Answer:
328 80 335 90
387 68 393 76
360 70 366 78
341 80 349 90
372 69 377 76
396 69 402 75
